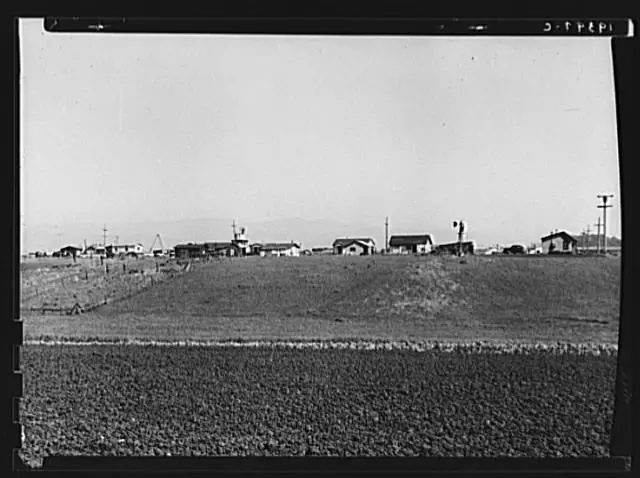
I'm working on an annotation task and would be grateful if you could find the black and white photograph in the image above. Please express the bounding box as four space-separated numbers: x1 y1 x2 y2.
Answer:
16 16 632 471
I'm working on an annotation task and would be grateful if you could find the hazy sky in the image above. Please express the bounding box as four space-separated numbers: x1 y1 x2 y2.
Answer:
20 19 621 252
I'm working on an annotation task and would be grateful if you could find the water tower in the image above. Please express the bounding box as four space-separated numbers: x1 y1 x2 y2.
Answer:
232 224 249 256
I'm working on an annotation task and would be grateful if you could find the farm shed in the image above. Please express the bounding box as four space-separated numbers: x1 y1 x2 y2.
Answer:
259 242 301 257
174 243 206 259
434 241 476 255
541 231 578 254
332 238 376 256
389 234 434 254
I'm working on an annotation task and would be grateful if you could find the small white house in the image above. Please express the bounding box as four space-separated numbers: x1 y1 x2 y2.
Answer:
106 243 145 257
388 234 434 254
540 231 578 254
332 238 376 256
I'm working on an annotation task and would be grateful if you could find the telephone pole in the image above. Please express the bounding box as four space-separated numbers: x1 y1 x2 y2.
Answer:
593 217 602 254
585 224 591 250
384 216 389 253
231 219 237 237
103 224 108 248
597 194 614 255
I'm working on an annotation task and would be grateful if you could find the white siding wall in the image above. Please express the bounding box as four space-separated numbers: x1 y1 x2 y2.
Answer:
417 243 432 253
262 247 300 257
340 243 366 255
390 243 432 254
390 246 409 254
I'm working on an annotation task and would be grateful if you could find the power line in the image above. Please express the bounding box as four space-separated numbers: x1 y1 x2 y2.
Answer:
597 194 614 255
593 217 602 254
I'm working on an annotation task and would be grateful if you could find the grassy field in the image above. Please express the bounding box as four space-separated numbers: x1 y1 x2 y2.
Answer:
22 254 621 344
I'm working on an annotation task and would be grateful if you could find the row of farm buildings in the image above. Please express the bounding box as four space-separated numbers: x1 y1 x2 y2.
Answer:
30 229 609 260
171 231 474 259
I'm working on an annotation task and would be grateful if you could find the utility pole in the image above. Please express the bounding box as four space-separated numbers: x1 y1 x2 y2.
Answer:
597 194 614 255
103 224 108 248
115 235 119 245
231 219 237 238
384 216 389 253
56 232 64 247
585 224 591 250
593 217 602 254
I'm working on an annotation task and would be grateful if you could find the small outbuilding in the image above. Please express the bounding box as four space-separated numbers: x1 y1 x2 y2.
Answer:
540 231 578 254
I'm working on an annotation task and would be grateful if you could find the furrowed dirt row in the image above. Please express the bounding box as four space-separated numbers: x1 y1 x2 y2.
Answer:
19 345 616 468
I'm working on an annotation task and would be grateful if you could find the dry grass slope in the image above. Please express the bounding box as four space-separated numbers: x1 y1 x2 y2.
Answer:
22 255 621 344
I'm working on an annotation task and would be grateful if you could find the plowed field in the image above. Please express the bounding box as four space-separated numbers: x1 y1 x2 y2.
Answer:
19 345 616 468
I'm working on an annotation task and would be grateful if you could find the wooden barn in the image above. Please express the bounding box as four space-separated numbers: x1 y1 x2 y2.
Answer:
541 231 578 254
389 234 434 254
332 238 376 256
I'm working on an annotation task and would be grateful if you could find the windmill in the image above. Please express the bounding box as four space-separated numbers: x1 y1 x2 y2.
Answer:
452 220 466 256
149 234 166 256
